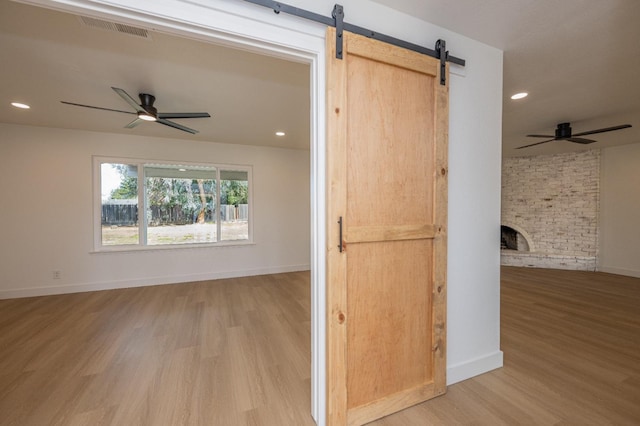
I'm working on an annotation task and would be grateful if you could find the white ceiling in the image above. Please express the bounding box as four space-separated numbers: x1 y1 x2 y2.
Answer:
372 0 640 156
0 1 311 150
2 1 640 157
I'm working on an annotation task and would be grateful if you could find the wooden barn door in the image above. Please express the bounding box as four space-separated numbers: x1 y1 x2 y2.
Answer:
326 27 449 426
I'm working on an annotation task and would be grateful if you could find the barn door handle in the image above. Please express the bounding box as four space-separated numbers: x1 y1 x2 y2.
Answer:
338 216 344 253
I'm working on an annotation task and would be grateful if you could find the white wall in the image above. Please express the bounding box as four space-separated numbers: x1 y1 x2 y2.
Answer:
0 123 311 298
441 30 504 385
599 143 640 278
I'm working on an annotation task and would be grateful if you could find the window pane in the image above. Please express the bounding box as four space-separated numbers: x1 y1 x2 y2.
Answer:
101 163 138 246
145 165 217 245
220 170 249 241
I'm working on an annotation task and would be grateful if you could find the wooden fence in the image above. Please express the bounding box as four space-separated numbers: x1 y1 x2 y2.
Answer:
102 203 137 226
220 204 249 221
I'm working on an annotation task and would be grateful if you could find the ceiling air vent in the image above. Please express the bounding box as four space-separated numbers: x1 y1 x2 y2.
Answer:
78 16 151 39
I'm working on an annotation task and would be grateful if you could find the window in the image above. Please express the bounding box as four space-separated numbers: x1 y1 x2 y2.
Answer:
220 170 249 241
101 163 139 246
96 157 251 250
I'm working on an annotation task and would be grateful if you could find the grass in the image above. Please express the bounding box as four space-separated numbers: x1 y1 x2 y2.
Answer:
102 222 248 246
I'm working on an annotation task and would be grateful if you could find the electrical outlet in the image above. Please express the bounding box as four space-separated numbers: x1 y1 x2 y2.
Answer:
53 270 61 280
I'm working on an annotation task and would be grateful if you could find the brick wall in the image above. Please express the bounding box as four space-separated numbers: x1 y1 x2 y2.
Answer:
501 150 600 270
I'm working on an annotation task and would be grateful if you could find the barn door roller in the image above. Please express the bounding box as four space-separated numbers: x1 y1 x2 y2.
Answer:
241 0 465 85
333 5 344 59
435 39 447 85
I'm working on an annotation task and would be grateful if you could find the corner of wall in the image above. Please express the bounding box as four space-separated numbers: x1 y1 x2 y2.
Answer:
447 350 504 385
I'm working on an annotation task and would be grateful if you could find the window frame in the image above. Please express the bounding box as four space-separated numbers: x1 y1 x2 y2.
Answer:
93 156 253 252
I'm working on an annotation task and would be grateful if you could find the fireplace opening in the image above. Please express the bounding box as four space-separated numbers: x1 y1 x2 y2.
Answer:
501 225 531 251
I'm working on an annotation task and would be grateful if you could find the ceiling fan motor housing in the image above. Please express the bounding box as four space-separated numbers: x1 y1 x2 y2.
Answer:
139 93 158 116
556 122 571 139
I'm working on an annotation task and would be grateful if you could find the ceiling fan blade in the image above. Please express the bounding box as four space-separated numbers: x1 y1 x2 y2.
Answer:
516 138 555 149
526 134 555 138
157 112 211 119
157 118 198 134
112 87 146 114
573 124 632 137
124 118 145 129
60 101 134 115
566 137 596 144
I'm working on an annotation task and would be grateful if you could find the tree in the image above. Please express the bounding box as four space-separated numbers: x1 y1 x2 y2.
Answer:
110 165 137 200
196 179 207 224
221 179 248 206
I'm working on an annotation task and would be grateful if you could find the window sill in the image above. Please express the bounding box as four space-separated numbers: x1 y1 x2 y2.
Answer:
90 240 255 254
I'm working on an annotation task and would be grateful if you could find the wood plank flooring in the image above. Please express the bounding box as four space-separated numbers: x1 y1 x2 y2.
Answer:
371 267 640 425
1 267 639 425
0 272 313 426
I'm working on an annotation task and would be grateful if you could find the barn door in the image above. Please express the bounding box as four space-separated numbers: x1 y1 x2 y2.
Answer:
326 27 449 425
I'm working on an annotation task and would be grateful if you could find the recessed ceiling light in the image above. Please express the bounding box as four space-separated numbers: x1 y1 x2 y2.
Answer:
510 92 528 100
275 131 285 136
11 102 30 109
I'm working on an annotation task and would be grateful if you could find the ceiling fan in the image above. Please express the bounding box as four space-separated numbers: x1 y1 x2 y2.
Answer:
61 87 210 134
517 122 632 149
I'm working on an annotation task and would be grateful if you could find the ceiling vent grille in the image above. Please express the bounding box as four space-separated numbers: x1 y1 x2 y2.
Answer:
79 16 151 39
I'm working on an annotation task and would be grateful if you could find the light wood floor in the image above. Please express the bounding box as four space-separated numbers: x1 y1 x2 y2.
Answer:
0 272 313 426
372 267 640 425
1 267 639 425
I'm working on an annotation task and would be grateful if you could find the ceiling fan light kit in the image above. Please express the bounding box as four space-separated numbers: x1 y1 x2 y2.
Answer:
517 122 632 149
510 92 528 100
138 112 156 121
60 87 210 134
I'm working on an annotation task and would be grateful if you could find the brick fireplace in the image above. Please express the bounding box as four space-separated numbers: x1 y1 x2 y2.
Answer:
501 150 599 271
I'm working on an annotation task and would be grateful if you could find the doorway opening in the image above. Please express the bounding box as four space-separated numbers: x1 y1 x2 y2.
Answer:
7 0 324 422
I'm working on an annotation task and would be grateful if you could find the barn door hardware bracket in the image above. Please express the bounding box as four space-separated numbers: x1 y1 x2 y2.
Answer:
240 0 466 72
332 4 344 59
435 39 448 85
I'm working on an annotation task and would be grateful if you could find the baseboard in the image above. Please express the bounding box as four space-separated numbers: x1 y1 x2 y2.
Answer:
447 350 504 385
598 266 640 279
0 264 311 299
